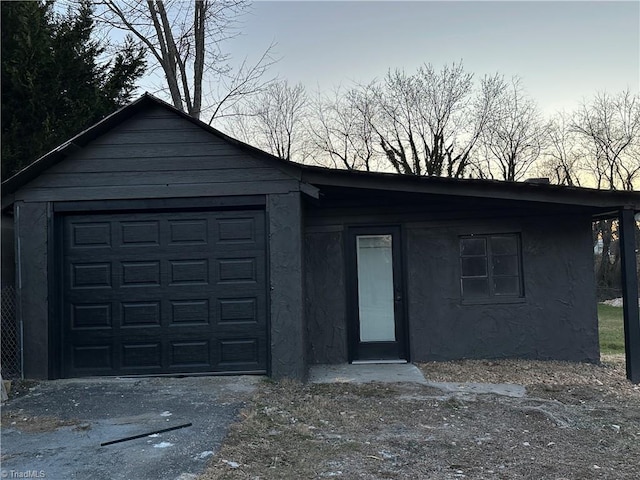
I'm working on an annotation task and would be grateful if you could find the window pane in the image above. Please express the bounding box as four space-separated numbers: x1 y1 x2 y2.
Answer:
492 255 519 276
494 276 520 296
462 277 489 297
491 236 517 255
461 256 487 277
461 238 486 256
356 235 396 342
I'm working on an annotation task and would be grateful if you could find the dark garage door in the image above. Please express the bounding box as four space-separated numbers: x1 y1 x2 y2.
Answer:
61 210 267 377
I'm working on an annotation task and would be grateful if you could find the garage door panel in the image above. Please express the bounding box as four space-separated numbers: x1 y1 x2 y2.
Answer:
121 301 162 326
70 222 112 248
216 217 257 243
71 263 112 289
217 258 258 283
169 341 211 367
62 209 267 377
215 289 265 307
71 345 114 371
169 259 209 285
218 338 260 367
71 303 113 329
218 298 258 324
121 261 162 286
170 299 211 324
120 221 160 246
122 343 162 369
169 219 209 245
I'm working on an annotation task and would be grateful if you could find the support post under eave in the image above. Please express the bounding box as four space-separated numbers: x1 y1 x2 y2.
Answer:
619 208 640 383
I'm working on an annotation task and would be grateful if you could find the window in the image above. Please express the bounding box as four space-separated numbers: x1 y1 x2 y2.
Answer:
460 234 522 300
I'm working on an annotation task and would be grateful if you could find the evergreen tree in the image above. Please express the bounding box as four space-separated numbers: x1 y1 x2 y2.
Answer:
1 1 146 178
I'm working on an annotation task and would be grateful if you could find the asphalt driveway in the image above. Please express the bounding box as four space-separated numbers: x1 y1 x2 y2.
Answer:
1 375 259 480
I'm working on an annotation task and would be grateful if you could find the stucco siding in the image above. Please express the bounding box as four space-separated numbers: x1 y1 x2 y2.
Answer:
305 228 348 364
268 192 306 379
1 213 15 287
405 215 599 362
15 201 50 378
304 209 599 364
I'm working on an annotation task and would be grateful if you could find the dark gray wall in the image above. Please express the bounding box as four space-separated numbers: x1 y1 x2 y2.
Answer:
15 105 298 203
405 215 598 363
304 208 599 364
305 228 347 364
268 192 306 379
15 201 50 378
1 213 15 287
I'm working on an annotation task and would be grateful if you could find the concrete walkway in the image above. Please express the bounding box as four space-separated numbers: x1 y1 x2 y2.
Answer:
308 363 428 384
308 363 526 398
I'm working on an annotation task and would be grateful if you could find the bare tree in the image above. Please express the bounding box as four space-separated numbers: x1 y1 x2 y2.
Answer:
308 86 378 171
571 90 640 190
99 0 275 120
254 80 307 161
479 77 547 181
222 80 307 161
536 112 583 186
568 90 640 300
368 62 503 178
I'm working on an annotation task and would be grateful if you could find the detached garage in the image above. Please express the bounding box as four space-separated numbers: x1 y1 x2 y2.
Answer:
3 94 640 382
2 94 305 380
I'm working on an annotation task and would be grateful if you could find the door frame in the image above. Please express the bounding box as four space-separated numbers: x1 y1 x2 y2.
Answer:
345 225 408 362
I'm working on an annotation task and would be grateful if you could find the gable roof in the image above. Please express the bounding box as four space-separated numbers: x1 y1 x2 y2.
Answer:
2 93 639 215
1 93 303 202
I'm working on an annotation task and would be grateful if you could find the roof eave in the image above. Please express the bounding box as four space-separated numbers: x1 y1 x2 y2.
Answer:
300 167 640 211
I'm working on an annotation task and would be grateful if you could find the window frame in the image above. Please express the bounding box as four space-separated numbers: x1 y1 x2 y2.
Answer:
459 233 525 304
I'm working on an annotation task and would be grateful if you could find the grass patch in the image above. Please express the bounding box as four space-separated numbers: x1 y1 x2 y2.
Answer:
598 303 625 354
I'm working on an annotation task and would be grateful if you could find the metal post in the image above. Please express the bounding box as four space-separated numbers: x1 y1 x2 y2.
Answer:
619 208 640 383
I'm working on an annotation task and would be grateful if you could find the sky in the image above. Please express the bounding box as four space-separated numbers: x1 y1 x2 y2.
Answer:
221 0 639 116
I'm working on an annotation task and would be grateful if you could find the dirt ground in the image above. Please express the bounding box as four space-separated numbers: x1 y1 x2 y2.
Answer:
199 355 640 480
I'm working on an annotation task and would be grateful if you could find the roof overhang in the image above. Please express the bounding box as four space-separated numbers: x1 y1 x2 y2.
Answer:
2 93 638 217
299 166 640 217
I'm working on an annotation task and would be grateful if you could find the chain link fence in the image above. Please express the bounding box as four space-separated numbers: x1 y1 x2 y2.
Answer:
1 285 21 379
